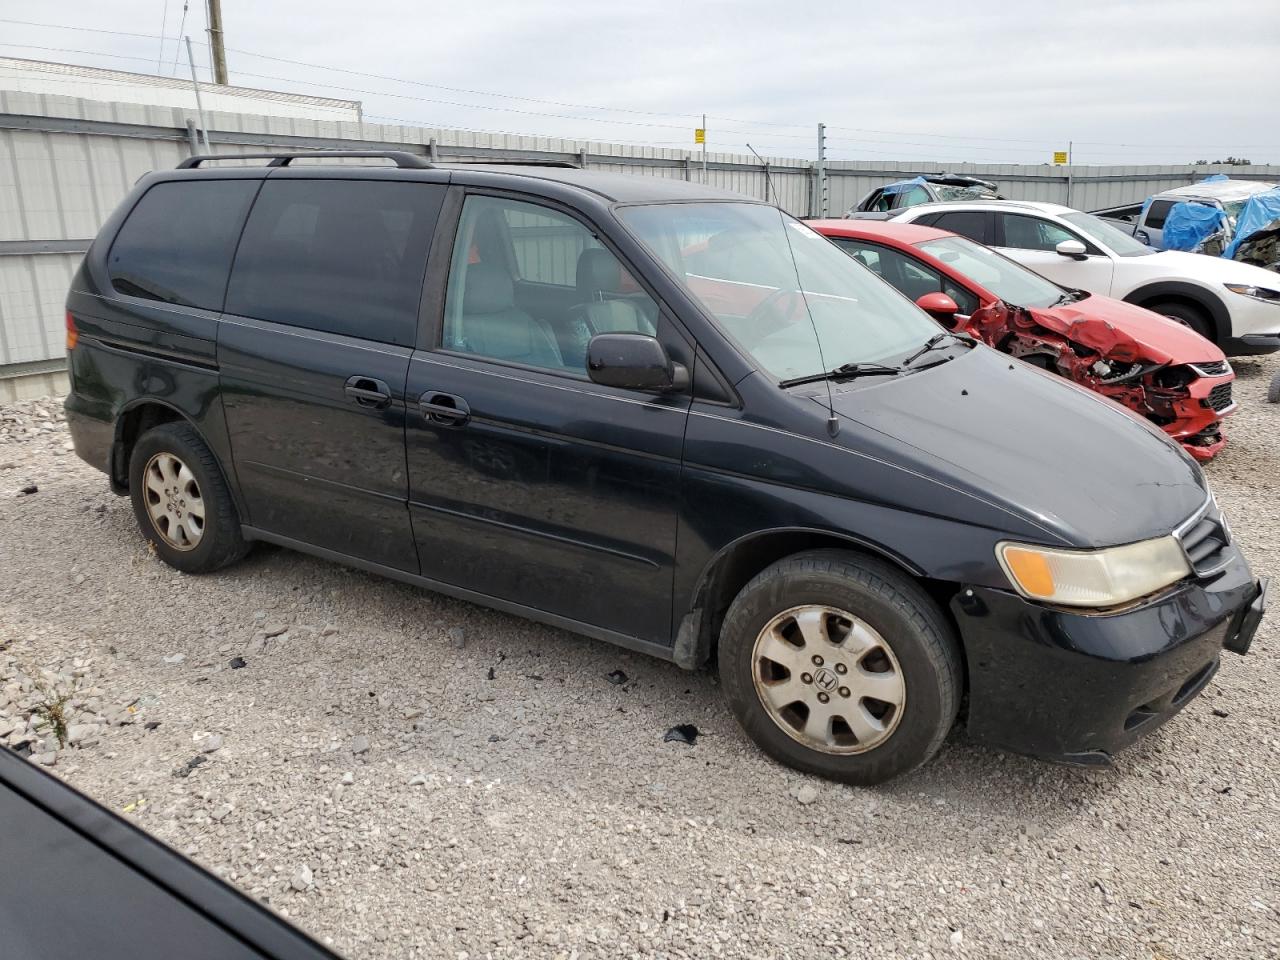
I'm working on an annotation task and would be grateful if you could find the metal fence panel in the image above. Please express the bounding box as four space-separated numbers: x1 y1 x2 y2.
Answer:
3 88 1280 375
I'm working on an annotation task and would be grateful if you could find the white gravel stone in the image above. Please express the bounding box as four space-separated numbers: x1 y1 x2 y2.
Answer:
2 380 1279 960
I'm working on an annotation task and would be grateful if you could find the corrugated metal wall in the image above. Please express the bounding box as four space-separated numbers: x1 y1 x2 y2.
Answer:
3 88 1278 380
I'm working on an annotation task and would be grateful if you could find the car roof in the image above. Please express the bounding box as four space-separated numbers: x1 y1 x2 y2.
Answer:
806 218 954 244
1157 179 1278 202
897 199 1076 216
437 164 756 203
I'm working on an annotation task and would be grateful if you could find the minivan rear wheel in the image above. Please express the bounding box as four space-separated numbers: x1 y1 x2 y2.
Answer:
128 422 248 573
718 550 961 785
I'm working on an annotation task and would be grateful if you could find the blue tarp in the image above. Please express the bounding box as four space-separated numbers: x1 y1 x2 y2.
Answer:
1162 202 1227 252
1224 189 1280 260
881 176 928 195
1201 174 1229 183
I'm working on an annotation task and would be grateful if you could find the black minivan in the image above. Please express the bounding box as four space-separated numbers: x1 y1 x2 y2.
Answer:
64 152 1267 784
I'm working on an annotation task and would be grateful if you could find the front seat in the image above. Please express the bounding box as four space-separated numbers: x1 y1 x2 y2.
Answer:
453 263 563 368
559 249 652 367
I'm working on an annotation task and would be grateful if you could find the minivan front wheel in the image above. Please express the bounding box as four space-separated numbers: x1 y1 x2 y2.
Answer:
719 550 961 785
128 422 247 573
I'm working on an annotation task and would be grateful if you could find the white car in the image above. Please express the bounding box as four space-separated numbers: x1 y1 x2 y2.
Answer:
891 200 1280 356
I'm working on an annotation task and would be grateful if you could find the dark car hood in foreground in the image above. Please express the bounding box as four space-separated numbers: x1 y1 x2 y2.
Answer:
816 345 1207 547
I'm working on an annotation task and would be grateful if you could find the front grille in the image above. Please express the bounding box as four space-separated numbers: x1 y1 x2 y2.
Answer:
1177 502 1232 576
1205 382 1234 412
1191 360 1230 377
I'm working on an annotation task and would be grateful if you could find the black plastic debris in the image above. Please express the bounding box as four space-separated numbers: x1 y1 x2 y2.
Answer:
606 669 628 685
173 755 207 778
1212 708 1229 718
663 724 699 745
524 674 543 681
229 657 247 669
486 666 495 681
18 484 37 496
144 721 161 731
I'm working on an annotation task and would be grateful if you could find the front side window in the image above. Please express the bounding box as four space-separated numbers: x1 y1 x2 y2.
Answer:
1144 199 1174 229
619 202 942 382
225 179 443 345
442 195 658 374
832 239 981 316
108 180 257 310
999 213 1078 252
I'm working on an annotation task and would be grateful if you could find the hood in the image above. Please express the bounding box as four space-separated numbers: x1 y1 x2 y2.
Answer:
819 345 1207 548
1150 249 1280 287
1030 294 1226 365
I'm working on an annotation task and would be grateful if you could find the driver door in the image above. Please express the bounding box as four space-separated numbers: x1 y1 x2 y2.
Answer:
404 192 693 646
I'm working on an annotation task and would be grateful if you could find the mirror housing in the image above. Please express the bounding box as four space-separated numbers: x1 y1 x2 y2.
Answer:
587 333 688 392
915 292 959 321
1056 238 1088 260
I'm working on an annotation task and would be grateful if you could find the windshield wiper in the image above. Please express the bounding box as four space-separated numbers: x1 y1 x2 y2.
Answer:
780 362 903 388
901 331 973 368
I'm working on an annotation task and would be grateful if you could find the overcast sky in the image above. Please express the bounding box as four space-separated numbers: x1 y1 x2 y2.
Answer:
1 0 1277 165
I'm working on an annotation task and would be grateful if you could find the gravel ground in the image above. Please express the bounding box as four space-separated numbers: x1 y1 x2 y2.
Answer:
2 355 1279 960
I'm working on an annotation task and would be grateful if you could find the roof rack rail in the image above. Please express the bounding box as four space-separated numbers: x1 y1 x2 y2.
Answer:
176 151 432 170
441 157 581 168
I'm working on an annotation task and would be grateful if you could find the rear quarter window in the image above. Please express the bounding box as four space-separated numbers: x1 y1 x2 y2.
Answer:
224 179 444 346
107 180 258 310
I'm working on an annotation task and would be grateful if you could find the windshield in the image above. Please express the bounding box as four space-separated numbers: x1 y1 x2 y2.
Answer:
916 236 1066 309
1061 211 1153 257
617 202 941 381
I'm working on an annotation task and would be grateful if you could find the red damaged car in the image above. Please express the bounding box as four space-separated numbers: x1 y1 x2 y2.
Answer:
809 220 1236 460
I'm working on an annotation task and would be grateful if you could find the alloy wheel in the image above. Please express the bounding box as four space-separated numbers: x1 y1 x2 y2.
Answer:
142 452 205 551
751 604 905 754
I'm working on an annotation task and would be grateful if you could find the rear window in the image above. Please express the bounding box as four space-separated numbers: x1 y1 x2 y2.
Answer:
108 180 257 311
225 179 444 346
926 210 989 244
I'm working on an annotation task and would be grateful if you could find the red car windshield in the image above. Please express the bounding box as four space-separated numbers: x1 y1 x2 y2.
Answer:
915 236 1067 310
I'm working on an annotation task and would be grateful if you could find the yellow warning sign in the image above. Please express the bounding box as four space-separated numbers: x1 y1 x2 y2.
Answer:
1053 151 1068 164
694 128 705 144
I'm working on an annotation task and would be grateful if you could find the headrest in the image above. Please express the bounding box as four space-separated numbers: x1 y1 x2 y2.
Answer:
576 247 623 297
463 262 515 314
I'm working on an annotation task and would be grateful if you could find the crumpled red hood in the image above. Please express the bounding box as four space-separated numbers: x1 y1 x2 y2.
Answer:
1026 294 1226 366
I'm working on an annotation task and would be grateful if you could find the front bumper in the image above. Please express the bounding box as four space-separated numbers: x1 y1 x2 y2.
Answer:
952 548 1265 765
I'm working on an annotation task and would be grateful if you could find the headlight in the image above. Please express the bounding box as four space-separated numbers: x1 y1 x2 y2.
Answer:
1224 283 1280 304
996 537 1190 607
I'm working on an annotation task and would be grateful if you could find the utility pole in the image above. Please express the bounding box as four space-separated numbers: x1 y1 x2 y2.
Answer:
701 113 707 185
185 36 212 152
1066 139 1074 208
816 123 828 217
206 0 228 84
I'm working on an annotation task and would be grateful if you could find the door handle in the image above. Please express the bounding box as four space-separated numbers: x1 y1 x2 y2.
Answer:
344 376 392 409
418 391 470 426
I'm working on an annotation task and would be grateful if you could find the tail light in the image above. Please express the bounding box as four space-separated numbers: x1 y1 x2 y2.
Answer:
65 310 78 350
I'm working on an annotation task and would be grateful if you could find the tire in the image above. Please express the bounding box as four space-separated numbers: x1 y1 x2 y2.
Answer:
1269 371 1280 404
718 549 962 786
1150 300 1214 343
128 421 248 574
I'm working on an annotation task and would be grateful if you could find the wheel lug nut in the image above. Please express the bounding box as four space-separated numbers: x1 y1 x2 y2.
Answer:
801 673 813 684
812 655 824 666
839 687 851 698
834 663 847 675
817 692 830 704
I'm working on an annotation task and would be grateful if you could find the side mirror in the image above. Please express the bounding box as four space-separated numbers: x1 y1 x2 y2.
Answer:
587 333 688 392
915 292 959 321
1056 239 1088 260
